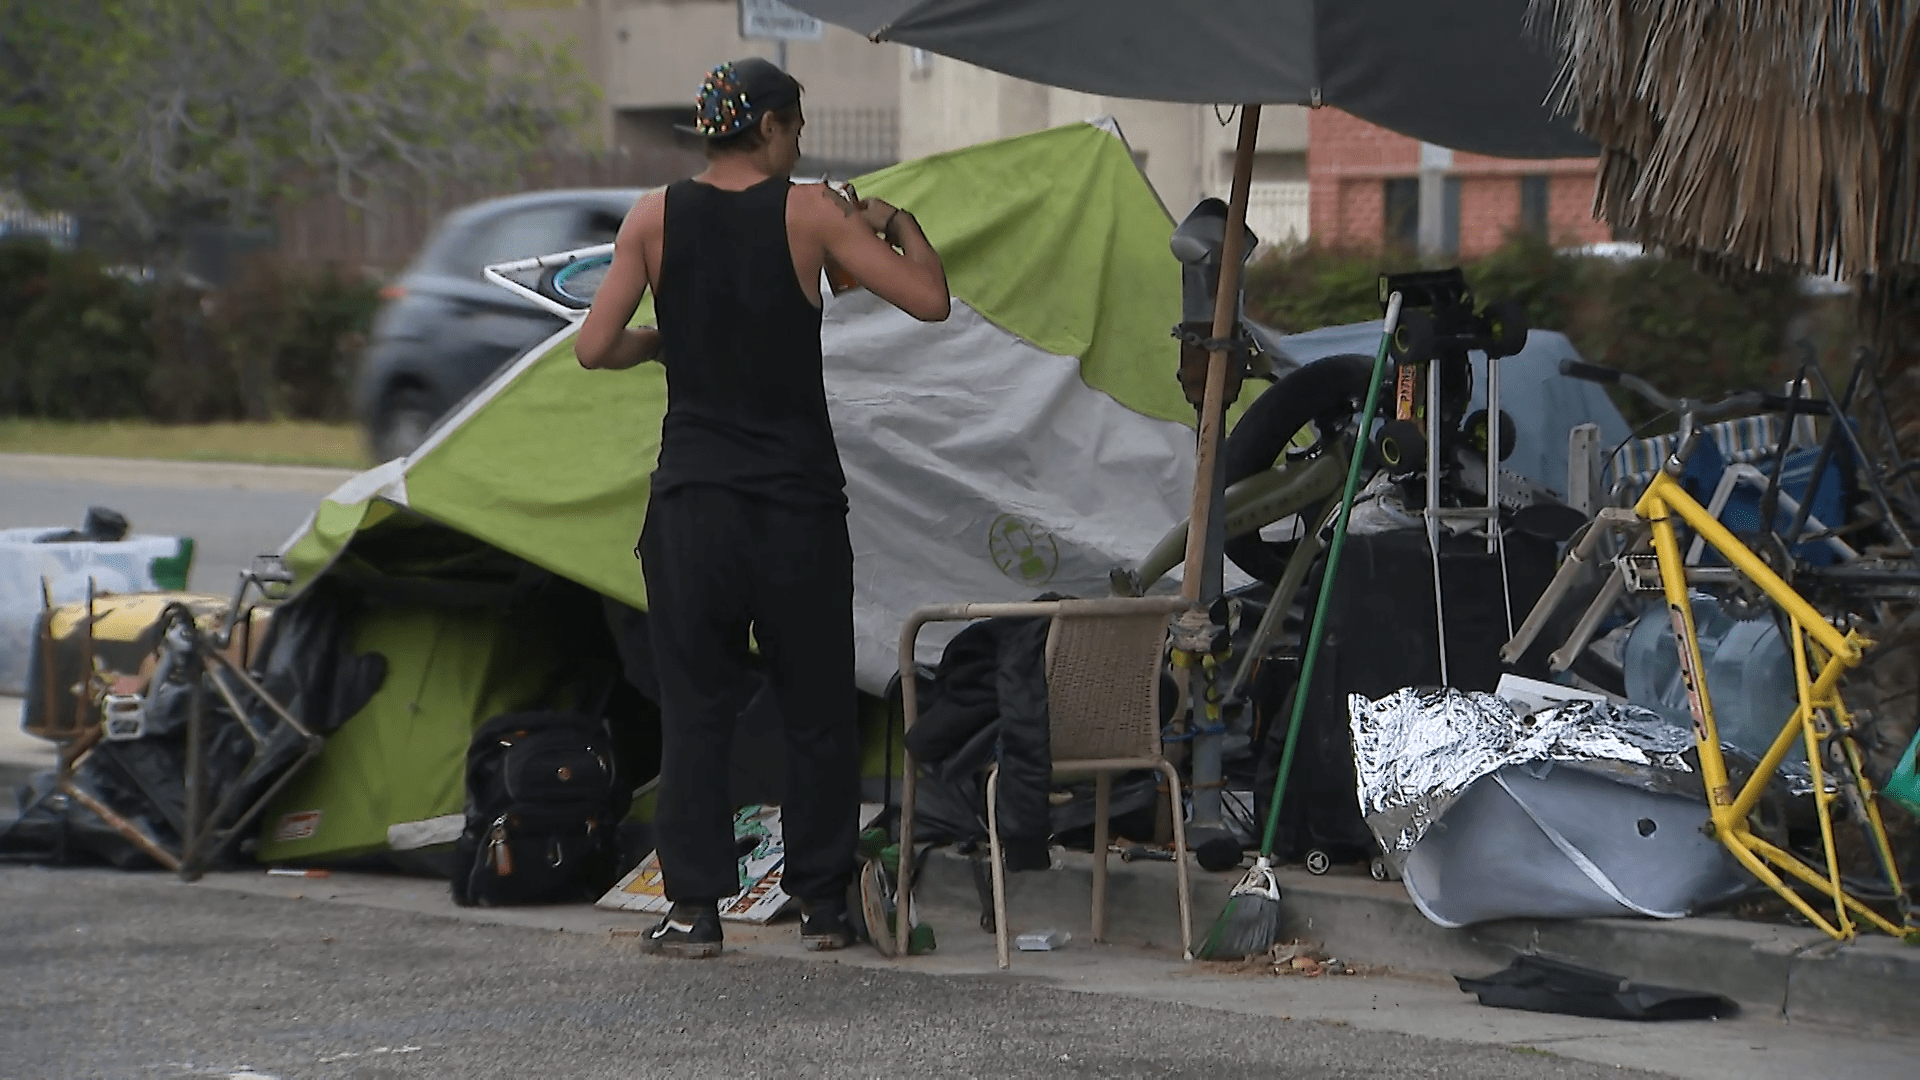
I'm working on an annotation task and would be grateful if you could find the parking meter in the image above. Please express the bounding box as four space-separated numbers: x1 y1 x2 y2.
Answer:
1170 198 1266 411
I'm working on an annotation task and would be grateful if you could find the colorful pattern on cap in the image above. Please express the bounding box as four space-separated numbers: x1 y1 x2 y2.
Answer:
692 63 755 138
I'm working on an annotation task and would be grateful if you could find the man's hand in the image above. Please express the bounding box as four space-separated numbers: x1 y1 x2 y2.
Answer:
804 185 949 323
857 197 898 236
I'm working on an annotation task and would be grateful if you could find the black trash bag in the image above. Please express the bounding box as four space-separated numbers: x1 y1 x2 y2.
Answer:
244 579 388 739
1456 954 1736 1021
1 579 388 872
0 763 176 869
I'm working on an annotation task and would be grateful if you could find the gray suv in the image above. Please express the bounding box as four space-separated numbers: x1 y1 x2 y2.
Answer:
355 188 645 461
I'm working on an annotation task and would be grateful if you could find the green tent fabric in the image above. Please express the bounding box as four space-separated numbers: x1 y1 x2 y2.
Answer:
258 604 555 863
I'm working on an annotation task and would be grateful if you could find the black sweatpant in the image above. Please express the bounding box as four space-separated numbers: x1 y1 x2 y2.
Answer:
640 484 859 906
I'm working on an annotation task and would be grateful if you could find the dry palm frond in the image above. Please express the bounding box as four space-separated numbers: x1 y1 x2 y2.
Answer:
1529 0 1920 283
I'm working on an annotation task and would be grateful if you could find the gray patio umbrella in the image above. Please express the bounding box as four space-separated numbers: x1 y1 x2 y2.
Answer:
787 0 1592 159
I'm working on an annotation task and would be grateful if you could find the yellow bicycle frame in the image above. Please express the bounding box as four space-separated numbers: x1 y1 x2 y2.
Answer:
1637 470 1913 939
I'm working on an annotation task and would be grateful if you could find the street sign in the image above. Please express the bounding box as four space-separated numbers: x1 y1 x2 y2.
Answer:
738 0 824 42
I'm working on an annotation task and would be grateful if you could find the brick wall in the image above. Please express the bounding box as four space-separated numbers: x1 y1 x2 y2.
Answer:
1308 108 1609 254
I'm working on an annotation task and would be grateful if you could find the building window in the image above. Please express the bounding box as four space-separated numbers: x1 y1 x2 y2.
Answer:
1384 177 1419 249
1520 175 1550 236
1385 176 1460 254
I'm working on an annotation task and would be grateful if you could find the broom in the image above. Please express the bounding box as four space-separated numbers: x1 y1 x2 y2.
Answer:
1193 293 1404 961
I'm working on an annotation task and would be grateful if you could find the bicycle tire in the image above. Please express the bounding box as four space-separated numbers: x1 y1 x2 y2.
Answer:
1222 354 1381 584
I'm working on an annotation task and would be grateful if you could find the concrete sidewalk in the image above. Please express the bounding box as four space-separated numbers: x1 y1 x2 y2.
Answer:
0 696 53 794
89 860 1913 1080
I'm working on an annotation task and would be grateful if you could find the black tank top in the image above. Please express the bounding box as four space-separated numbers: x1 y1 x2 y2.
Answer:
651 176 845 507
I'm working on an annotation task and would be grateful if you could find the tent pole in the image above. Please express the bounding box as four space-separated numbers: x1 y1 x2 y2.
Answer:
1179 104 1260 847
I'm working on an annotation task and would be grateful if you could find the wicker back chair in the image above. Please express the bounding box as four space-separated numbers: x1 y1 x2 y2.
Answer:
895 596 1194 968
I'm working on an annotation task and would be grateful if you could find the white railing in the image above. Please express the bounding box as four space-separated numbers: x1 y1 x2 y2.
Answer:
1244 181 1310 255
804 107 900 169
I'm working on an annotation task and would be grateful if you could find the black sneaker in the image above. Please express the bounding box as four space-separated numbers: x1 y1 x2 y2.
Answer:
641 902 723 959
800 898 857 952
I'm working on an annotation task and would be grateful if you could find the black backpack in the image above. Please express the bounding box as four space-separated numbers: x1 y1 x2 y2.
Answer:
451 710 628 907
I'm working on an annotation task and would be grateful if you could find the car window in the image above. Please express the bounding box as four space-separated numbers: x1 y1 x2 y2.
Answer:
458 205 588 278
582 208 624 245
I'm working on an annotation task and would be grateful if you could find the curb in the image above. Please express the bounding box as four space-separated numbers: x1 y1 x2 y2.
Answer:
910 847 1920 1036
0 453 359 496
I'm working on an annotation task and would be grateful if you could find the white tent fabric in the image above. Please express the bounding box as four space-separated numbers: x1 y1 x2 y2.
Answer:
826 289 1200 687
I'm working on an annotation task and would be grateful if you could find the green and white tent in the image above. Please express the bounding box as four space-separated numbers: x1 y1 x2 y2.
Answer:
261 121 1231 862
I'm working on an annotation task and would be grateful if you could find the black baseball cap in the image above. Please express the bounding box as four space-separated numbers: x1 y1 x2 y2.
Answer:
675 58 803 139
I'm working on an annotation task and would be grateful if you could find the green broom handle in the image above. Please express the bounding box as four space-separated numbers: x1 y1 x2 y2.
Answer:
1257 293 1403 858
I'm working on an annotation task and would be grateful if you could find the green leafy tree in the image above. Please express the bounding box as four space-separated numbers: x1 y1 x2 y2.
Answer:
0 0 598 270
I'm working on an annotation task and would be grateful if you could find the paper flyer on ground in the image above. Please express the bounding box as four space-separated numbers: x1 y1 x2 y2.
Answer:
599 803 883 923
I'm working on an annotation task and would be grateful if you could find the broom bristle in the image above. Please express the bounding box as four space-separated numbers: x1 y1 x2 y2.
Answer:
1192 859 1283 960
1193 892 1282 960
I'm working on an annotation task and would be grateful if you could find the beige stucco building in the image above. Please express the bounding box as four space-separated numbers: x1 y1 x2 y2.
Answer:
494 0 1310 247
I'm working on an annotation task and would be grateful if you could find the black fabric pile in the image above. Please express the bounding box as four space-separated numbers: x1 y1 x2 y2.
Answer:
904 612 1055 871
2 581 386 869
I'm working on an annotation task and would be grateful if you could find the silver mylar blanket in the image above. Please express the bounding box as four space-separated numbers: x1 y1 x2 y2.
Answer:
1349 689 1749 926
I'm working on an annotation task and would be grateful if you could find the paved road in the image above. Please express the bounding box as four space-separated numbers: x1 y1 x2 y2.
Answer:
0 457 347 597
0 868 1664 1080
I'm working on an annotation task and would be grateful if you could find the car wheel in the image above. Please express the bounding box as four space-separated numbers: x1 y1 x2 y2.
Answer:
372 387 440 462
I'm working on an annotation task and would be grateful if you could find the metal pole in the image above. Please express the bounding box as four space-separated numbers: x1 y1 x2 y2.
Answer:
1425 357 1450 686
1416 144 1451 258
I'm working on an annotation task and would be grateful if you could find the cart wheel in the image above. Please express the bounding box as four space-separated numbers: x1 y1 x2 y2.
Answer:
1374 418 1427 472
1304 849 1332 875
1484 299 1528 358
1463 408 1518 462
1369 857 1397 882
1389 309 1436 365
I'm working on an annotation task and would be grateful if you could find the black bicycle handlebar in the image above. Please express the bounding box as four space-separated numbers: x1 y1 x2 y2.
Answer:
1558 358 1835 419
1560 359 1621 385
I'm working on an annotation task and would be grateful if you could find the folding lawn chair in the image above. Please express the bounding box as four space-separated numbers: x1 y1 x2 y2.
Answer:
894 596 1195 968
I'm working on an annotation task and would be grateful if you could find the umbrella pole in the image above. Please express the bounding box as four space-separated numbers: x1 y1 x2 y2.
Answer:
1177 104 1261 847
1180 105 1260 598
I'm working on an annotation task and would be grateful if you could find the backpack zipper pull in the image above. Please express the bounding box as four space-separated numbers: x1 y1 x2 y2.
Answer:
488 817 514 877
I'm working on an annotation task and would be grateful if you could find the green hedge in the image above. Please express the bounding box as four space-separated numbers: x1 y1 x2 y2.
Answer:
0 238 380 422
1245 235 1830 421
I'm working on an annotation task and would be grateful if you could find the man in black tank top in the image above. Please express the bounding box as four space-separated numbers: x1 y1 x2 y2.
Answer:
578 58 949 959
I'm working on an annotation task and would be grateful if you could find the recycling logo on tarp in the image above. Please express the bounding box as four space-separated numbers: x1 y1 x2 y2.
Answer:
988 514 1058 586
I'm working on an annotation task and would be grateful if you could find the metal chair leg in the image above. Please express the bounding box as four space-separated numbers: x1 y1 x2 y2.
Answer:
986 764 1011 970
895 748 918 959
1159 762 1195 960
1092 771 1111 943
